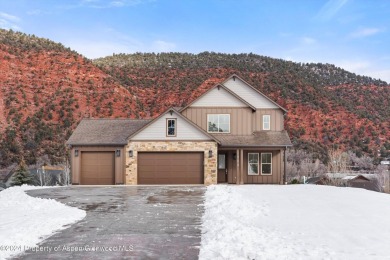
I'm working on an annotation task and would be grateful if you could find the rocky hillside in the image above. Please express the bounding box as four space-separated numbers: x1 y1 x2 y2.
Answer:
0 29 138 166
0 29 389 168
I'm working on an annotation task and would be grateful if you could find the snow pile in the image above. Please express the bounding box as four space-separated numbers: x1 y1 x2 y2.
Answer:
200 185 390 259
0 186 86 259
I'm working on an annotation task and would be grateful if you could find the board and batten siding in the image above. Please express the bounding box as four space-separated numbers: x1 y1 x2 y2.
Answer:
223 78 279 109
190 87 247 107
181 107 253 135
255 109 285 131
131 112 212 140
181 107 285 134
243 150 282 184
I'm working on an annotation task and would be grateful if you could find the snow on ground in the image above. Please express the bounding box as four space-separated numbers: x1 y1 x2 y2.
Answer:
200 185 390 260
0 185 86 259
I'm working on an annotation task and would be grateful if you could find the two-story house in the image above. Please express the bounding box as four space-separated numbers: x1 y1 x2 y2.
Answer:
67 74 292 185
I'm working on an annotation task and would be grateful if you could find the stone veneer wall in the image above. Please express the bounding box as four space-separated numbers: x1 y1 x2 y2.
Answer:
125 141 218 185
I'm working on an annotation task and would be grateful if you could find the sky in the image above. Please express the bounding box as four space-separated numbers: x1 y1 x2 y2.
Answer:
0 0 389 83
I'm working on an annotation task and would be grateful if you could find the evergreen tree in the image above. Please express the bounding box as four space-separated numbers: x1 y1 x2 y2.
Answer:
11 159 33 186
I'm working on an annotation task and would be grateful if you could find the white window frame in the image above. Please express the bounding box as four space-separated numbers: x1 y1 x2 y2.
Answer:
248 153 259 175
207 114 230 133
263 115 270 130
261 153 272 175
166 118 177 137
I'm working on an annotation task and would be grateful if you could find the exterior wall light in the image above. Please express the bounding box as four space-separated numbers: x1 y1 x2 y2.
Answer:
209 150 213 158
129 150 133 157
233 153 237 160
116 149 121 157
74 149 79 157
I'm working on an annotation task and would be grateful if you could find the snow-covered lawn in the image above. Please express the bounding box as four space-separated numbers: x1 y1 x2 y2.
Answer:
0 186 86 259
200 185 390 260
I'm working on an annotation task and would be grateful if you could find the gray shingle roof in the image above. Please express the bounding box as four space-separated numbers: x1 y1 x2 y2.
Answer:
66 119 151 146
214 131 292 147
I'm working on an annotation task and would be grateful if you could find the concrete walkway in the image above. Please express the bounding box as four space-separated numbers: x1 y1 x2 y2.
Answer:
14 186 205 260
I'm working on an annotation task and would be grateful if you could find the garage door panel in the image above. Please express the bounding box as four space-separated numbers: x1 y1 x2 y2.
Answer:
138 152 204 184
81 152 115 185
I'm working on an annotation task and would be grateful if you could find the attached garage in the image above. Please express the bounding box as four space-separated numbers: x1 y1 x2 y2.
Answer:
80 152 115 185
138 152 204 184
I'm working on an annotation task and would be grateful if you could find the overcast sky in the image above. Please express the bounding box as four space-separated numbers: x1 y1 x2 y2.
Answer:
1 0 389 82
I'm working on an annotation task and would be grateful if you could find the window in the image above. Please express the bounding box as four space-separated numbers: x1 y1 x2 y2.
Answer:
248 153 259 175
166 119 176 136
263 115 270 130
218 154 226 169
261 153 272 175
207 114 230 133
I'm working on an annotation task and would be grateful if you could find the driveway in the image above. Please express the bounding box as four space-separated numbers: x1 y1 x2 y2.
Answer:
14 186 205 260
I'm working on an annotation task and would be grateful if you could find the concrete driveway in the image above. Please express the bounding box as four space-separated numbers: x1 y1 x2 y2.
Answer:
14 186 205 260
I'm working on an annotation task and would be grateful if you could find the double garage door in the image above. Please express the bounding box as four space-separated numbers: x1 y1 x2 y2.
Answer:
138 152 204 184
80 151 204 185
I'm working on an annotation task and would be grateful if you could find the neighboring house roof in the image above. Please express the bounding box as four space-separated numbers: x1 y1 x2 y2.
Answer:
342 175 370 181
221 74 288 112
127 107 221 144
67 119 151 146
306 176 329 185
214 131 292 147
179 84 256 112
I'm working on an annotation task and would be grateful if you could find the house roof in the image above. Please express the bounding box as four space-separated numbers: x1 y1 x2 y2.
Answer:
214 130 292 147
179 84 256 112
66 118 151 146
222 74 288 113
342 175 371 181
127 107 221 144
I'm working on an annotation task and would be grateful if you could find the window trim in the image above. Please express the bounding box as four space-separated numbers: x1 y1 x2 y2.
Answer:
207 114 231 133
166 118 177 137
248 153 259 175
261 152 272 175
263 115 271 130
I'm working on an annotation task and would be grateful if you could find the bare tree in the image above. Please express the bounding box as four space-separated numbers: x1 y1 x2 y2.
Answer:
286 149 326 183
376 164 390 192
59 159 71 186
347 151 375 172
327 149 349 173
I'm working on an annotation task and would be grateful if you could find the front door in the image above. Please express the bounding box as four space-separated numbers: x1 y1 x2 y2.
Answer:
217 153 227 183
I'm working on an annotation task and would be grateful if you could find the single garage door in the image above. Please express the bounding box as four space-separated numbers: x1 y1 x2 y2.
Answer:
138 152 204 184
80 152 115 185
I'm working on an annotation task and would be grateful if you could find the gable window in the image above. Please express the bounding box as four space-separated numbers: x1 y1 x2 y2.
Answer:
207 114 230 133
261 153 272 175
166 119 176 137
248 153 259 175
263 115 270 130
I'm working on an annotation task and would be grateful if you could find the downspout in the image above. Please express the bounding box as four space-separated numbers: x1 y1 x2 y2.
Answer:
284 146 287 185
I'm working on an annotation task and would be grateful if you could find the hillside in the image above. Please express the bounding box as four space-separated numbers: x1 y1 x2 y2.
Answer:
0 29 389 168
94 52 390 161
0 29 138 167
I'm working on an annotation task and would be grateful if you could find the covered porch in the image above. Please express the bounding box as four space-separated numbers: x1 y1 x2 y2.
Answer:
213 131 292 184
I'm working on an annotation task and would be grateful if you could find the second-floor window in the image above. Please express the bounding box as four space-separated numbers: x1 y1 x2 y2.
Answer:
263 115 270 130
167 118 176 136
207 114 230 133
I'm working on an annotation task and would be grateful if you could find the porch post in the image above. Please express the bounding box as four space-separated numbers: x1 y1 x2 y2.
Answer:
240 149 244 184
284 147 287 185
236 149 240 184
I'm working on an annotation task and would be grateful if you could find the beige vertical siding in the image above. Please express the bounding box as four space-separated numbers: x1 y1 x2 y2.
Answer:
255 109 284 131
242 150 281 184
181 107 254 135
71 146 125 184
